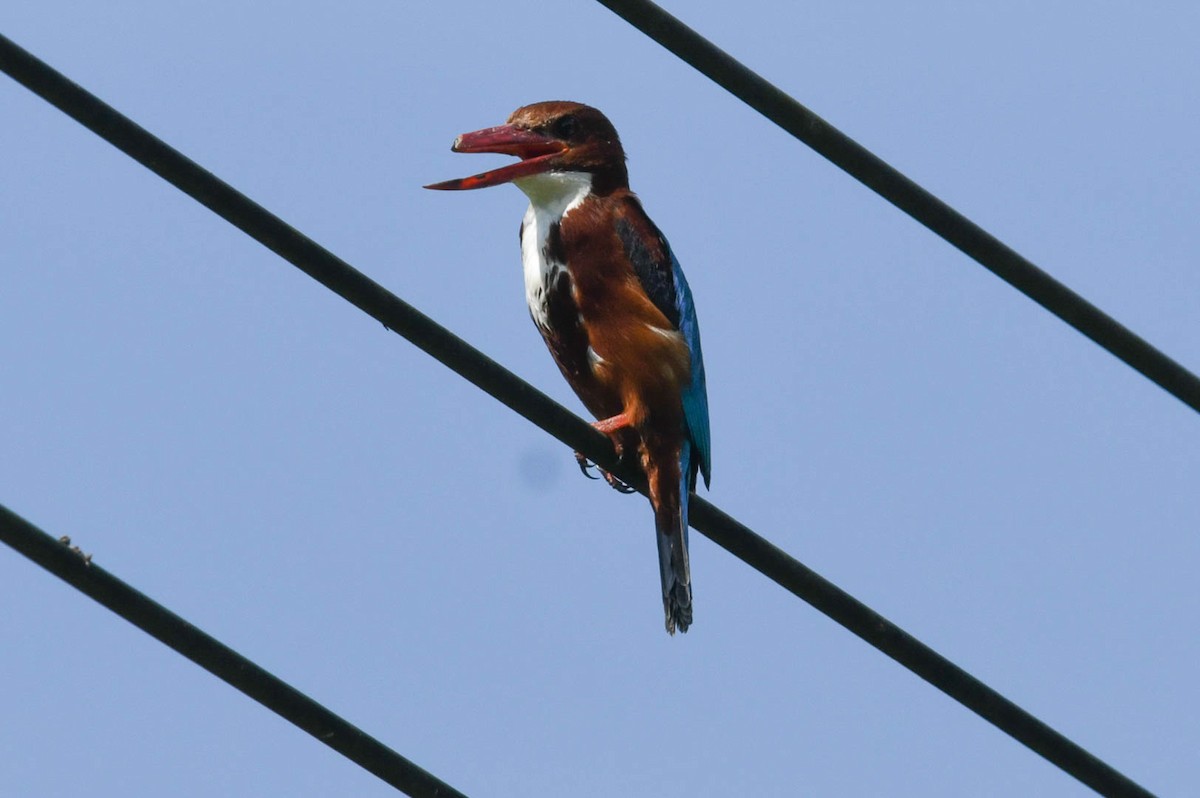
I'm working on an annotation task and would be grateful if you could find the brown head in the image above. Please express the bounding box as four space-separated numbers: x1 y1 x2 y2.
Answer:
424 101 629 196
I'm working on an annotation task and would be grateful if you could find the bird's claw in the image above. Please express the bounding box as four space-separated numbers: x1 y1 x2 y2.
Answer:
575 451 600 479
574 452 636 493
604 472 637 494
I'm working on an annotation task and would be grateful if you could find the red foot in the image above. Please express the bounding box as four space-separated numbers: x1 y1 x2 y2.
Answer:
592 412 633 435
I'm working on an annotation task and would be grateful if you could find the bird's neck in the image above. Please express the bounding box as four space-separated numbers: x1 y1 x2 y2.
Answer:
514 171 595 221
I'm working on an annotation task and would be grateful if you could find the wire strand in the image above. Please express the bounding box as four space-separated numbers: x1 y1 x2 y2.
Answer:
594 0 1200 418
0 505 469 798
0 32 1155 798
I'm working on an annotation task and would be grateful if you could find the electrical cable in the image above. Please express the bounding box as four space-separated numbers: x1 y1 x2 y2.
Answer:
594 0 1200 417
0 32 1156 798
0 505 469 798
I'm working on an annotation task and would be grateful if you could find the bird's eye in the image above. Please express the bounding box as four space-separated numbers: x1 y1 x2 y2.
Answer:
552 115 578 140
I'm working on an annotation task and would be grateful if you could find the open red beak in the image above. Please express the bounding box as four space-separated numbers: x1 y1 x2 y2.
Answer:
424 124 566 190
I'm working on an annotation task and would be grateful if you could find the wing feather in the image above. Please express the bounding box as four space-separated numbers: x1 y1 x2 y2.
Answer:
616 203 712 486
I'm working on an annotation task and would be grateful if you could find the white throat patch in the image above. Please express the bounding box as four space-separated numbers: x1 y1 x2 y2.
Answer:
515 172 593 328
514 171 593 217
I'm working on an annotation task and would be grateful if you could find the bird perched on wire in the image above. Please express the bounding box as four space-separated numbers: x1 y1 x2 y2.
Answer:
426 101 711 634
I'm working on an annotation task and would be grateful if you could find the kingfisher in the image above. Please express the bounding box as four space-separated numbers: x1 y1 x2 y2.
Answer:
425 101 711 634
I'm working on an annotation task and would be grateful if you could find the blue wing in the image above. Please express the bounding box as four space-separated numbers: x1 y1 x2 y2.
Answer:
667 245 711 489
615 212 712 489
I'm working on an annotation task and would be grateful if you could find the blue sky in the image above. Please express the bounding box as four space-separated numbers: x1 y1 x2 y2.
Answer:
3 2 1198 795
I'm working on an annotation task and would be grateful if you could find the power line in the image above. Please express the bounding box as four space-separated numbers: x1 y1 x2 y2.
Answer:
595 0 1200 418
0 505 468 798
0 32 1155 798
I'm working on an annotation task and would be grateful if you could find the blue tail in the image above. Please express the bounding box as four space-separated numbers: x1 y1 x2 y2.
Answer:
655 439 694 634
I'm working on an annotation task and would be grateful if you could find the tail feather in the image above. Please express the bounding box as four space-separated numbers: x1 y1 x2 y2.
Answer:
655 519 692 634
652 438 694 634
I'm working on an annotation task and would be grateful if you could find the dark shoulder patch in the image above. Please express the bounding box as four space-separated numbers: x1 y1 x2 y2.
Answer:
616 216 679 328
